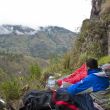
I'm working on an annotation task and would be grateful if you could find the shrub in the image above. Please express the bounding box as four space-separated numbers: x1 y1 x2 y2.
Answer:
98 55 110 65
0 68 6 81
1 79 21 101
29 64 41 79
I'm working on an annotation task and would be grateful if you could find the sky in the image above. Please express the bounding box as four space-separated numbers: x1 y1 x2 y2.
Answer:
0 0 92 32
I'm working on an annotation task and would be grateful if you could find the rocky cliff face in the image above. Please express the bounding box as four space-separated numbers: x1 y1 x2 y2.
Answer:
90 0 110 55
73 0 110 61
90 0 102 18
108 25 110 54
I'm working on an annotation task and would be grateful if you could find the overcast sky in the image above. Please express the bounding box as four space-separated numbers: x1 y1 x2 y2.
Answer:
0 0 92 32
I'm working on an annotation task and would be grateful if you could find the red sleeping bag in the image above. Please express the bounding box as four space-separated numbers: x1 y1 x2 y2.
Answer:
57 64 87 86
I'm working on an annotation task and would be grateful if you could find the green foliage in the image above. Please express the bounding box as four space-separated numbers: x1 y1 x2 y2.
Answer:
81 19 105 37
42 55 68 80
0 52 44 75
0 53 48 101
87 42 103 58
1 79 21 101
62 52 71 70
100 8 110 24
98 55 110 65
78 52 93 65
100 0 110 23
0 51 23 62
43 62 62 76
81 19 91 35
29 64 41 79
0 68 6 81
71 18 107 67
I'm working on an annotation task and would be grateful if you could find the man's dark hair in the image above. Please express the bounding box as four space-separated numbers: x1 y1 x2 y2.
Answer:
86 58 98 69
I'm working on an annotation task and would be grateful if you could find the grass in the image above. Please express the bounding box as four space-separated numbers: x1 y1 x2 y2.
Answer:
98 55 110 65
1 79 21 101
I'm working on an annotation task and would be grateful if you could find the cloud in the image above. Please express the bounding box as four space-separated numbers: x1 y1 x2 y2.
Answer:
0 0 91 31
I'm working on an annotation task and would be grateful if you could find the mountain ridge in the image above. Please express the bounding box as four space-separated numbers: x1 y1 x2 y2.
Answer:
0 24 77 59
0 24 76 35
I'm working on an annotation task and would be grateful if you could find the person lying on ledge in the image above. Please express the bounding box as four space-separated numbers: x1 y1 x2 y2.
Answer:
57 58 109 110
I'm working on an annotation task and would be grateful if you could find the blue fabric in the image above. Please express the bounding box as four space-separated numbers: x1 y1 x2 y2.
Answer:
87 68 101 75
67 68 109 96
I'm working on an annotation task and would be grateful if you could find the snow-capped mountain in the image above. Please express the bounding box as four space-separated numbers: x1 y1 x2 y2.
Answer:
0 25 37 35
0 24 77 59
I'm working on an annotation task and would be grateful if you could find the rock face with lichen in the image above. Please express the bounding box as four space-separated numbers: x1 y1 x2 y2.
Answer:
73 0 110 60
91 0 102 18
90 0 110 56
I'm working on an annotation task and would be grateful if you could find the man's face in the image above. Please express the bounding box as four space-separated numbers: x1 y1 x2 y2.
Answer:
101 64 110 77
104 69 110 77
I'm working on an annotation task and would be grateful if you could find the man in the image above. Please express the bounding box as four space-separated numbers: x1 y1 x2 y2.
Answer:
67 58 109 95
58 58 109 110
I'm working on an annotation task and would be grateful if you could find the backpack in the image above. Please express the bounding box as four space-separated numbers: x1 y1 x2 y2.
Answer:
19 89 79 110
19 90 54 110
54 90 78 110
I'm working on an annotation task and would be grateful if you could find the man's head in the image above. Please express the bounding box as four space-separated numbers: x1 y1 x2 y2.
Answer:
101 63 110 72
101 64 110 77
86 58 98 69
101 63 110 70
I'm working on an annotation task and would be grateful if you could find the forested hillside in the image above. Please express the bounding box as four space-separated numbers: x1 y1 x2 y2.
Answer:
0 25 77 59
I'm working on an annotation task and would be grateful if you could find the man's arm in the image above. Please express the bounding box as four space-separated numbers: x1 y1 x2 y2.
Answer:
67 75 93 95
